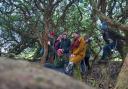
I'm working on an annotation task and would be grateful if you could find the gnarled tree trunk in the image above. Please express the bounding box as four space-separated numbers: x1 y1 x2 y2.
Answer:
114 54 128 89
40 15 49 64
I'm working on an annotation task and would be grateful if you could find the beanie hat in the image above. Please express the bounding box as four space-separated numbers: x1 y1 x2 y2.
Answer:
50 32 55 36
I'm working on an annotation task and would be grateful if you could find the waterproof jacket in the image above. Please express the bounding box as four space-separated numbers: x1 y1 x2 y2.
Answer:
71 37 86 57
70 37 87 64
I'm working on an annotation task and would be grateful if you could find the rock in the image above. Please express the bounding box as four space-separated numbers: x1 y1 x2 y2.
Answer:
0 57 94 89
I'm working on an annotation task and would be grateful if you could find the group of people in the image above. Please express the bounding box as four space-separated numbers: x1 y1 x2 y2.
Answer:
43 31 92 75
40 20 125 75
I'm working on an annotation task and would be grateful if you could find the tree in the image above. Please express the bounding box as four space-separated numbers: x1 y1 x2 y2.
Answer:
114 54 128 89
89 0 128 59
0 0 128 88
0 0 81 63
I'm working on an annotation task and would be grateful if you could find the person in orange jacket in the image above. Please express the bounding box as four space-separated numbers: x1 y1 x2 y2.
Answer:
65 32 87 74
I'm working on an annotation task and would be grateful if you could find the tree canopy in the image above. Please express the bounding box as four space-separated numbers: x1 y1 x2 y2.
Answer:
0 0 127 60
0 0 128 89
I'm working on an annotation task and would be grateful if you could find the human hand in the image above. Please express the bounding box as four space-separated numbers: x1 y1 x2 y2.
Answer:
57 49 63 56
48 41 51 45
70 54 75 58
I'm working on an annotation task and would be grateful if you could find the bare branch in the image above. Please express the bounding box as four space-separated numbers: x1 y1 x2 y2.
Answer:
75 4 83 21
34 0 45 12
107 0 116 19
90 0 128 32
52 0 63 8
58 0 78 25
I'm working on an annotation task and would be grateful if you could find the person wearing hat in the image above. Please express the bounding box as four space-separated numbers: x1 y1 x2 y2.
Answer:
47 31 55 64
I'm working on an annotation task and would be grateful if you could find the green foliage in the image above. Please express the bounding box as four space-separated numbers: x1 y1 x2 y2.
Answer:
0 0 104 59
0 0 127 60
17 47 37 60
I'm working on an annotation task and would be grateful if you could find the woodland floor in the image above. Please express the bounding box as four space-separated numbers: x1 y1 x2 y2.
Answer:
0 54 123 89
44 61 122 89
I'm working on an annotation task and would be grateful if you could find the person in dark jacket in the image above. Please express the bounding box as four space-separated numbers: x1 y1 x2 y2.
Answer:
47 32 55 64
80 35 92 74
99 21 126 63
59 32 71 57
57 32 71 67
99 21 116 63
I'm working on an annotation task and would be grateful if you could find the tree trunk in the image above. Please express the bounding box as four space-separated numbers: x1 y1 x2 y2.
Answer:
40 19 49 64
114 54 128 89
97 0 107 14
40 42 48 64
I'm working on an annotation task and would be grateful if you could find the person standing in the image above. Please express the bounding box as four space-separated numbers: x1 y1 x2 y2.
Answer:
47 32 55 64
57 32 71 67
65 32 87 74
54 34 63 51
59 32 71 57
80 35 92 74
54 34 63 67
99 21 117 63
